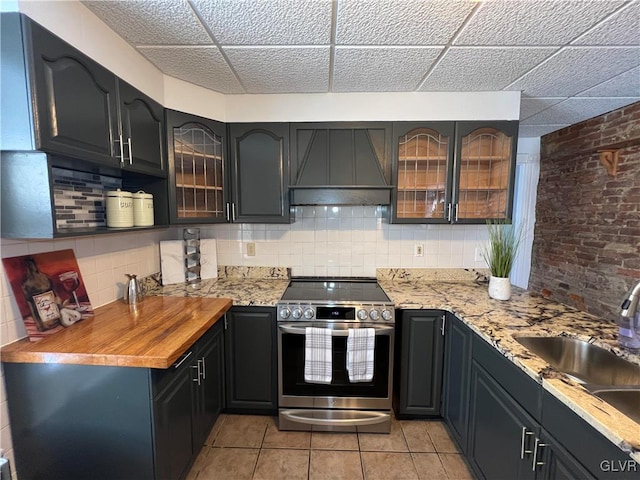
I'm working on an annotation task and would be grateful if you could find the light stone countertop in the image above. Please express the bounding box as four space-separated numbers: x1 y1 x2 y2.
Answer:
377 268 640 463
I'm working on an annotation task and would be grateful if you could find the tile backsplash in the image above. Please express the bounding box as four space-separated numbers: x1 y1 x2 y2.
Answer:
197 206 490 277
52 168 121 229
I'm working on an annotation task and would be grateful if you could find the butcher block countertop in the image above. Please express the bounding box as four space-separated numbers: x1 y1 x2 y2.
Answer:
0 296 232 369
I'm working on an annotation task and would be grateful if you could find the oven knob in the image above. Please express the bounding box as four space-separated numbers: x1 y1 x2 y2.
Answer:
369 309 380 320
304 308 315 319
381 309 393 321
357 309 369 320
279 307 291 319
292 307 303 319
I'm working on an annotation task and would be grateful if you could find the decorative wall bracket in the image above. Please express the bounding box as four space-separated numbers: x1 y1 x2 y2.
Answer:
598 149 619 176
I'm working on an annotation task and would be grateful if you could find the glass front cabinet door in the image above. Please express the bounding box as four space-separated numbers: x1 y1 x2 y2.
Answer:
453 121 518 223
391 121 517 224
166 110 227 224
391 122 455 223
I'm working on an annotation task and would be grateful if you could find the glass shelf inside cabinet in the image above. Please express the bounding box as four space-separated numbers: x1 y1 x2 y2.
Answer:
458 127 512 219
397 128 449 219
173 124 224 219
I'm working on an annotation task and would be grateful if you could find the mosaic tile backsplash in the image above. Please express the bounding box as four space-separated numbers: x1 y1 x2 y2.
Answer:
52 168 121 229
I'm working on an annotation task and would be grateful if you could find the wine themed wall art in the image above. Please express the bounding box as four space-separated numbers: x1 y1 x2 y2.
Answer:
2 249 94 342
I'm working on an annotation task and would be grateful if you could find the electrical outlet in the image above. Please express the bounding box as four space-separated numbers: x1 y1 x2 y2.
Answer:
475 247 485 262
414 244 424 257
246 242 256 256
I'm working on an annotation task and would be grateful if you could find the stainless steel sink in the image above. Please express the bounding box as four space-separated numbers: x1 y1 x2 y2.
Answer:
514 336 640 386
590 389 640 424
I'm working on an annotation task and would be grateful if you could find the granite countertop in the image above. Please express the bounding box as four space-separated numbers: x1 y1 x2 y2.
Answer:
145 266 290 306
377 268 640 462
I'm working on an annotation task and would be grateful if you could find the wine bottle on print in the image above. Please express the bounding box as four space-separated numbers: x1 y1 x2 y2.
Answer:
21 257 61 331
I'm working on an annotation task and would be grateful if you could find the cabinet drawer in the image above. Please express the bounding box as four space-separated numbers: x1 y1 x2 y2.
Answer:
472 334 542 420
152 348 197 397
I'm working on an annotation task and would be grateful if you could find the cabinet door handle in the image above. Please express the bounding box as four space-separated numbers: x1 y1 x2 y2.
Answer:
127 137 133 165
231 203 236 221
520 427 534 459
173 350 193 369
191 362 201 385
226 202 231 221
531 437 547 471
441 315 446 336
454 203 459 222
116 134 125 164
200 357 206 380
447 203 452 222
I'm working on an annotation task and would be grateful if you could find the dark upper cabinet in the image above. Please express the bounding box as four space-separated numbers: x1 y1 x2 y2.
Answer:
442 312 472 452
452 121 518 223
118 79 166 176
224 307 278 413
28 16 120 167
390 121 518 223
166 109 228 224
395 310 445 418
390 122 455 223
229 123 290 223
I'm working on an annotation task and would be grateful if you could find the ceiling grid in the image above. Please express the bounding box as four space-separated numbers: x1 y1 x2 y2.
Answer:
81 0 640 136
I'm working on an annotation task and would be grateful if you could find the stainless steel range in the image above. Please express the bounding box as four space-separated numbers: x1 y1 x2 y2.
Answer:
276 278 395 433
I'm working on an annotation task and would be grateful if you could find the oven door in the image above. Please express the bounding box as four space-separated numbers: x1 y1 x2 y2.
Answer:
278 322 394 410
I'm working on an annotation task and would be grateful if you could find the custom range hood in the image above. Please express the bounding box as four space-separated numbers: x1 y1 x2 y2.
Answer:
289 123 393 205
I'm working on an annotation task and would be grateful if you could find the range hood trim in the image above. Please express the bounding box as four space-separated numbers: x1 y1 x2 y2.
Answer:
289 185 394 206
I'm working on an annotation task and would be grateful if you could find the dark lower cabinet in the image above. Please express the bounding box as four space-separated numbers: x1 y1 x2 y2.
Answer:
468 359 538 480
442 312 472 451
153 320 225 480
395 310 445 417
444 314 628 480
3 321 224 480
224 307 278 413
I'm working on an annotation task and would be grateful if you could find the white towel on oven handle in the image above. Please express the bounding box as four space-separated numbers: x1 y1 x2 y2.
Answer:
347 328 375 382
304 327 332 384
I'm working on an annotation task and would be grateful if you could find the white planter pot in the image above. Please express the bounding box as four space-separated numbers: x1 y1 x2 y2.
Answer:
488 276 511 301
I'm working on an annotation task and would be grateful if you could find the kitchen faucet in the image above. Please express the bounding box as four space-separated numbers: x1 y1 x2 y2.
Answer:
618 281 640 351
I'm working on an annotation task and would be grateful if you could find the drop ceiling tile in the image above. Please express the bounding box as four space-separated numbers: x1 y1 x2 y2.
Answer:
455 0 625 45
507 47 640 97
137 46 243 94
573 1 639 45
190 0 331 45
519 97 567 120
335 0 476 45
82 0 211 45
223 47 329 93
520 97 639 125
419 47 556 91
333 47 441 92
518 124 569 137
577 67 640 97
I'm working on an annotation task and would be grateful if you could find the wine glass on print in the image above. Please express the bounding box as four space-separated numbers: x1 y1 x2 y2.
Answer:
58 271 86 311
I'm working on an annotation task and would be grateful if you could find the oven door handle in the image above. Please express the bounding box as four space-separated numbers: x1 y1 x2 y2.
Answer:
278 324 394 336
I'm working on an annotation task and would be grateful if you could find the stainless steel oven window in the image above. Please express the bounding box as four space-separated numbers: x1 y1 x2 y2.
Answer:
277 322 394 410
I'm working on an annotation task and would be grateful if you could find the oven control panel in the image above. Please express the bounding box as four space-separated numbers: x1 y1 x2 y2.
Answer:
277 304 395 323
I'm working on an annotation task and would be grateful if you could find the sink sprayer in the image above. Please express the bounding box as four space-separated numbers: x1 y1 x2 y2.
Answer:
618 281 640 352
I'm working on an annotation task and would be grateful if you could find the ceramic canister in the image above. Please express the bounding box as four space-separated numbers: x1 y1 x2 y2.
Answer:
133 190 154 227
106 189 134 227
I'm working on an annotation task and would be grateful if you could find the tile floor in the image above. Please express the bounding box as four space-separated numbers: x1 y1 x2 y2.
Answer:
187 414 474 480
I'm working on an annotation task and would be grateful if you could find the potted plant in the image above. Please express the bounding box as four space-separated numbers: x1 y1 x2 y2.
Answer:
481 220 522 300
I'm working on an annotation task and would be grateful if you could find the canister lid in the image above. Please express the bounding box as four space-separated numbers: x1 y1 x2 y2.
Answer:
107 188 132 198
132 190 153 199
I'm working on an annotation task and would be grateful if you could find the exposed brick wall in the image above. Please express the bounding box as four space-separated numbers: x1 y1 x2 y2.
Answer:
529 102 640 320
